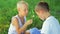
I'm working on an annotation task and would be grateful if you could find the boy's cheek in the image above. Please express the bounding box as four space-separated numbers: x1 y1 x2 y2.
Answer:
22 12 26 16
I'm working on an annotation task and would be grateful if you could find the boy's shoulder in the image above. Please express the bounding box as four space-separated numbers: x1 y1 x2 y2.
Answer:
11 15 18 23
44 16 59 24
45 16 57 22
11 15 18 21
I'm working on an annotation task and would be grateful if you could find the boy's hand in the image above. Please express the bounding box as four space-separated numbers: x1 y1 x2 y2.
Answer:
25 19 33 26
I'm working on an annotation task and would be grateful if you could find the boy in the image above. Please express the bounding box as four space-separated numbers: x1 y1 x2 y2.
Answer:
8 1 32 34
35 1 60 34
26 1 60 34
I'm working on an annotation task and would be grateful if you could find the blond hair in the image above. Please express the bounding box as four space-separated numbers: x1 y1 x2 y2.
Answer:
17 1 28 7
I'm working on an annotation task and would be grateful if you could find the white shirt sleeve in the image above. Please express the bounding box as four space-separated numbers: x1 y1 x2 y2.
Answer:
41 21 51 34
49 18 60 34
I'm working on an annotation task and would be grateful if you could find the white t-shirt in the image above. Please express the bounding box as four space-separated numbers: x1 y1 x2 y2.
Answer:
41 16 60 34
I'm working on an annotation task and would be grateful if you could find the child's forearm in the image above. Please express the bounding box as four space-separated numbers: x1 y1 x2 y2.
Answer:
19 23 28 33
18 19 32 34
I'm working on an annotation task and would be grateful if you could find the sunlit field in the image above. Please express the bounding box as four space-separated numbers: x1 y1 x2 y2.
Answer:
0 0 60 34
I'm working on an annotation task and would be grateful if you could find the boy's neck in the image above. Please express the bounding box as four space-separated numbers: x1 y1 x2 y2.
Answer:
18 14 24 19
45 12 51 20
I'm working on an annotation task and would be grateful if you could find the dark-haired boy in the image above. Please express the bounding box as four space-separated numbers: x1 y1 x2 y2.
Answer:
26 1 60 34
35 2 60 34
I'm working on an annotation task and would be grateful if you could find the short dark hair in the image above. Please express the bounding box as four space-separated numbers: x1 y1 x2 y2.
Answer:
35 2 49 11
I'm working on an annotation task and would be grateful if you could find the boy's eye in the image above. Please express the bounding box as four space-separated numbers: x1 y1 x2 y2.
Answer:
24 9 26 12
24 8 28 12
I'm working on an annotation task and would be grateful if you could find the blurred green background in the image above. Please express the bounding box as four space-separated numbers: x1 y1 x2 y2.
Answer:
0 0 60 34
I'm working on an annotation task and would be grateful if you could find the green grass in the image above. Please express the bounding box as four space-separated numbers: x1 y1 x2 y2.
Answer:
0 0 60 34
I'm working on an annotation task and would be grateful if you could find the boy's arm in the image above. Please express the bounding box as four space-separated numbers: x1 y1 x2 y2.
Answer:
12 17 32 34
19 19 32 32
41 22 50 34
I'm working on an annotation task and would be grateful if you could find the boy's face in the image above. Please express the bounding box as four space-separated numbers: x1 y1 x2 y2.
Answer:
35 8 45 20
17 4 28 16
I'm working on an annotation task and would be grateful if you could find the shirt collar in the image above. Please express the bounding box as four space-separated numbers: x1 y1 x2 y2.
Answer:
45 16 53 21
